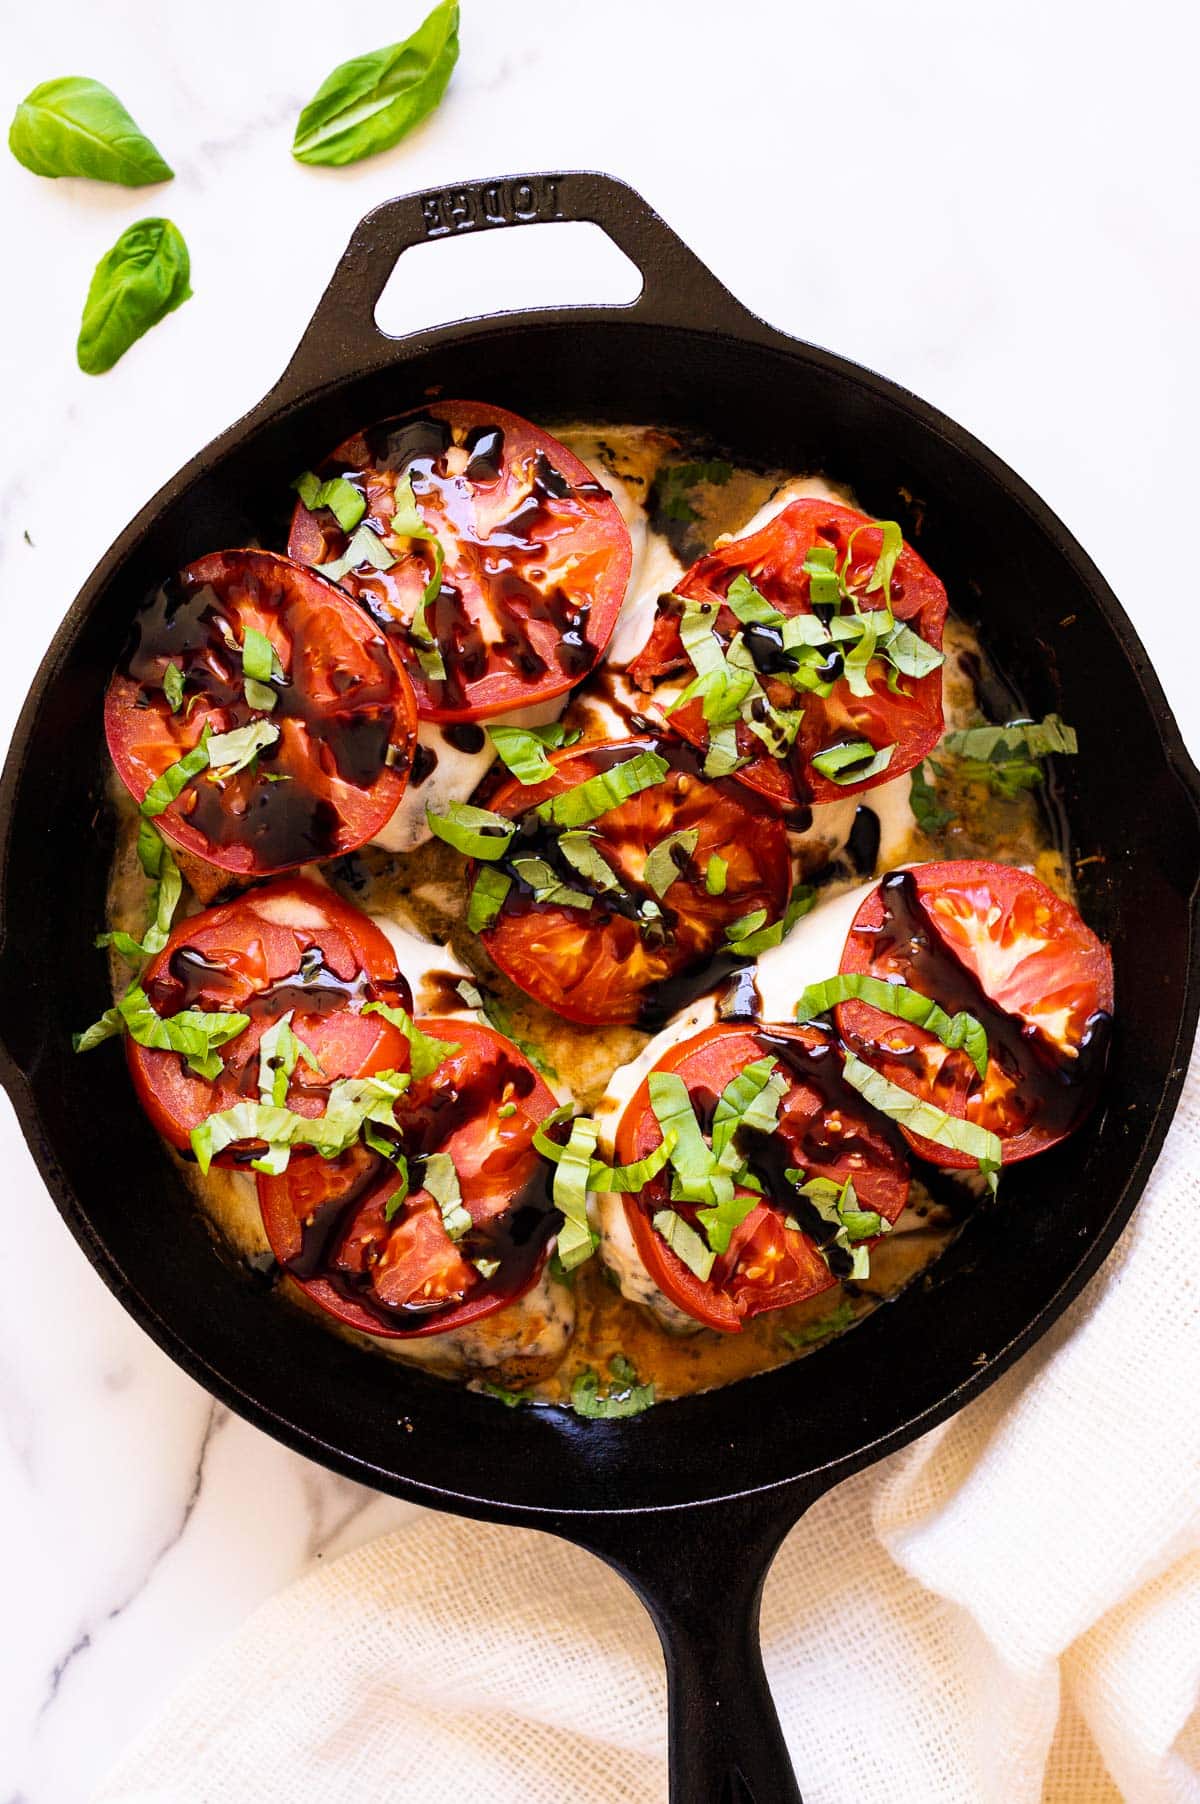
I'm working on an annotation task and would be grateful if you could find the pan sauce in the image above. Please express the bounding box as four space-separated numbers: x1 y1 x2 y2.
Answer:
104 425 1073 1406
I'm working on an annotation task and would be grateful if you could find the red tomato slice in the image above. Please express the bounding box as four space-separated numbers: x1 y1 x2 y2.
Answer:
614 1022 910 1332
287 400 633 723
129 878 412 1154
256 1019 560 1338
105 550 418 877
629 499 946 809
836 861 1114 1165
472 737 793 1027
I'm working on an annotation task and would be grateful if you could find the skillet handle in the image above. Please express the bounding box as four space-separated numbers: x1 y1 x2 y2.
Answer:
275 169 768 398
565 1489 815 1803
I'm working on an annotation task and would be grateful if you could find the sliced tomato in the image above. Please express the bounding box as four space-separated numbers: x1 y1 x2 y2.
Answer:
105 550 418 877
287 400 633 723
614 1022 910 1332
471 737 792 1028
256 1019 560 1338
629 499 946 809
129 879 412 1154
836 861 1114 1165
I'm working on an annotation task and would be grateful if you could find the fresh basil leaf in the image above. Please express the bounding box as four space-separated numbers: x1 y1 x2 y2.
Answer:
421 1149 470 1239
206 718 279 775
426 799 516 860
704 854 728 896
511 855 593 911
317 522 396 584
362 1001 456 1079
843 519 903 619
722 883 814 957
486 720 578 785
386 472 447 682
535 749 669 828
648 1072 736 1209
842 616 879 699
811 740 895 786
781 1299 857 1349
383 1170 410 1222
703 720 746 779
191 1069 409 1176
9 77 173 186
725 572 785 627
74 983 248 1079
140 726 211 817
557 830 622 893
292 470 366 534
694 1192 759 1258
162 661 184 713
841 1052 1002 1174
257 1011 320 1108
909 761 955 834
533 1111 674 1195
570 1360 655 1419
796 974 989 1080
292 0 460 167
942 714 1078 764
241 626 282 713
97 821 182 962
550 1113 600 1271
881 620 944 680
743 693 803 760
652 1208 716 1281
960 755 1044 799
76 217 191 375
466 865 512 932
710 1057 788 1168
642 827 699 899
802 542 842 607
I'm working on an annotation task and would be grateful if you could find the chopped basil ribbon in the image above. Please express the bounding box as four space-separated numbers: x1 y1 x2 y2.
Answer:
74 984 249 1080
95 820 182 962
909 760 955 834
390 471 446 681
455 979 484 1009
533 1109 674 1194
317 522 396 585
642 827 699 899
256 1011 321 1108
511 856 593 911
802 542 842 607
534 750 670 828
781 1298 857 1349
473 1257 500 1279
651 1209 716 1281
361 1001 456 1080
789 1170 888 1281
240 626 283 712
190 1068 409 1176
722 883 816 957
478 1380 529 1407
549 1113 600 1271
704 854 728 896
841 1053 1002 1178
291 470 366 534
466 866 512 932
795 974 989 1080
206 718 279 776
942 714 1078 763
726 572 784 626
477 995 557 1080
426 799 516 860
486 721 579 785
557 830 622 893
383 1163 410 1221
710 1057 788 1165
570 1357 655 1419
655 458 733 526
421 1150 470 1240
648 1072 735 1208
162 661 184 712
140 727 211 817
811 740 895 786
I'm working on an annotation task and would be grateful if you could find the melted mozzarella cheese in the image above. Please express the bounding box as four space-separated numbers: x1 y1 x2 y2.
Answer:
717 473 856 544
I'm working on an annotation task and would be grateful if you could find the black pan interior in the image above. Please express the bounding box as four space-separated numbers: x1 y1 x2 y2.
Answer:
2 318 1196 1518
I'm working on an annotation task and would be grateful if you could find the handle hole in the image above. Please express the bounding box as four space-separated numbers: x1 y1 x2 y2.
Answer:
374 220 644 338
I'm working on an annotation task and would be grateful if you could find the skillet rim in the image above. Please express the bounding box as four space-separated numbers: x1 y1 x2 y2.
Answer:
2 185 1199 1525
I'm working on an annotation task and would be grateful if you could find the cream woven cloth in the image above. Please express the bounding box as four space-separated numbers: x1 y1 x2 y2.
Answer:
95 1044 1200 1804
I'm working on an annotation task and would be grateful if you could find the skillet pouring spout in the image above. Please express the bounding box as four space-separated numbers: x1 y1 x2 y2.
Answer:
1 169 1199 1804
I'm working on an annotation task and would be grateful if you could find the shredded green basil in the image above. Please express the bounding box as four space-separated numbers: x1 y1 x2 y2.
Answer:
140 727 211 817
317 522 396 585
511 856 593 911
256 1011 321 1108
557 830 623 894
909 761 955 833
550 1113 600 1271
192 1069 409 1177
780 1299 857 1349
426 799 516 860
841 1052 1002 1178
535 750 669 828
651 1208 716 1280
486 721 578 785
466 866 513 932
570 1357 655 1419
292 470 365 533
421 1149 470 1239
162 661 184 713
795 974 988 1080
704 853 728 895
362 1001 455 1079
642 827 699 899
811 740 895 786
75 984 248 1080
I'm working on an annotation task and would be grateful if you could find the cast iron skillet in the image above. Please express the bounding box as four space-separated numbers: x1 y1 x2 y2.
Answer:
2 172 1198 1802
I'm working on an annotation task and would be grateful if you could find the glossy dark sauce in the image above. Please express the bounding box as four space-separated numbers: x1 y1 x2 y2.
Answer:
148 943 412 1030
441 722 486 755
122 565 403 863
852 870 1111 1139
285 1050 558 1329
845 806 881 876
410 742 438 787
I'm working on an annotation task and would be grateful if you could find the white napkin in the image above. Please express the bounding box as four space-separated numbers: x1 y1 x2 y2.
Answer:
94 1041 1200 1804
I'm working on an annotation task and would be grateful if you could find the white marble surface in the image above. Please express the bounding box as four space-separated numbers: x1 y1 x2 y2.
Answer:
1 0 1197 1797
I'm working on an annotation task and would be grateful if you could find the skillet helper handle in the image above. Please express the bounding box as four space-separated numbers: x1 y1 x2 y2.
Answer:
569 1493 806 1804
277 169 764 396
